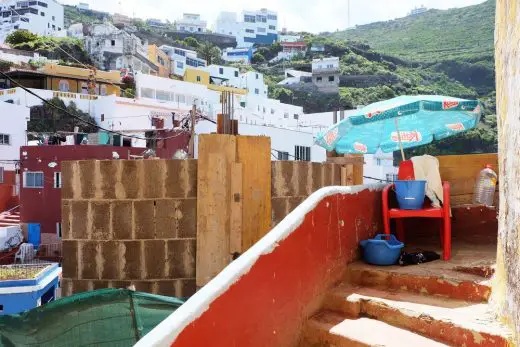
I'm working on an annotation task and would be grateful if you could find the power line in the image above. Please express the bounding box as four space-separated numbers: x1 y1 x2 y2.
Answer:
0 71 190 141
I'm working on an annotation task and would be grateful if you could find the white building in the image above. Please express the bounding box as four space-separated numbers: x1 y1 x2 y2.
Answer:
239 71 268 97
408 5 428 16
0 101 28 171
214 8 278 48
0 0 64 43
77 2 89 10
0 46 55 65
221 47 253 64
278 34 301 43
203 65 241 87
174 13 207 33
159 45 206 77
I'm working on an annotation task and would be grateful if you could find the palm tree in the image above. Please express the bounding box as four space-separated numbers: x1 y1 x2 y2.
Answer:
197 41 221 65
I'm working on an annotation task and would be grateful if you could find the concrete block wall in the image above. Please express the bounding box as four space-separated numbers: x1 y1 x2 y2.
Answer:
61 159 197 298
271 161 341 226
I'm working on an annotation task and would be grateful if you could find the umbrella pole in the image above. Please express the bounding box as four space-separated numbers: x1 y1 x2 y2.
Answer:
394 118 406 161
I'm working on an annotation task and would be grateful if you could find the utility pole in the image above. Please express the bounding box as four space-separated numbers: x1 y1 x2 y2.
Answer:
188 103 196 158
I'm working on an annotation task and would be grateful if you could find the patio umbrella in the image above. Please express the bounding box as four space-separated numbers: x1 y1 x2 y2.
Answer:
315 95 482 160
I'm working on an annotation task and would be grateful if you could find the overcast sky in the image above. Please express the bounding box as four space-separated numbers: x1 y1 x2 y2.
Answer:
62 0 487 33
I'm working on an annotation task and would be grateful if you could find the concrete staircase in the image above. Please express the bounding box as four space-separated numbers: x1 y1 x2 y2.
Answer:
300 262 512 347
0 206 20 228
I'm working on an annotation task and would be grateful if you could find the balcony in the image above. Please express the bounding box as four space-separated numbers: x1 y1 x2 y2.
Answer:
312 66 340 74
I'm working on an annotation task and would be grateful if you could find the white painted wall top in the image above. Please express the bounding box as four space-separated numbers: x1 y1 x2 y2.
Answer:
0 101 29 170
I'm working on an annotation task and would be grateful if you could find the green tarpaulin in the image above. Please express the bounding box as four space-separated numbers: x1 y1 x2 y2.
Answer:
0 288 184 347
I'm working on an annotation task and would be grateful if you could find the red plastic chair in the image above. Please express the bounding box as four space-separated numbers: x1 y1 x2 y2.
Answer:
382 182 452 260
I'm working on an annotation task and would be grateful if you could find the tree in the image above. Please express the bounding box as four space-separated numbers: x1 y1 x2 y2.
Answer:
28 97 98 134
251 52 265 64
197 41 221 65
5 30 38 45
183 37 199 48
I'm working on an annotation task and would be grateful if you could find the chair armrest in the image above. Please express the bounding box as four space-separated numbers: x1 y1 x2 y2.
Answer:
443 181 451 213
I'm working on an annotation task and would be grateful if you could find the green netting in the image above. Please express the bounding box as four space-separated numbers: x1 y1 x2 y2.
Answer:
0 288 184 347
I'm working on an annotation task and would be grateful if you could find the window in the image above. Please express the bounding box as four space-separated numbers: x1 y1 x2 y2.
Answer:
100 84 107 96
24 172 44 188
47 22 49 28
254 88 259 95
0 134 9 145
176 61 183 68
196 76 201 82
20 17 29 22
219 67 224 74
197 27 202 32
294 146 311 161
174 49 186 57
51 15 54 20
269 25 276 30
327 64 334 69
316 76 322 82
101 114 105 122
111 39 115 46
328 76 335 82
58 80 69 92
0 167 3 183
80 82 88 94
37 1 47 7
54 172 61 188
263 107 266 113
256 15 266 23
256 73 259 79
267 14 277 20
245 29 254 34
56 222 62 239
277 151 289 160
271 108 275 114
40 11 44 16
284 112 289 119
234 71 238 77
51 24 55 30
244 14 256 23
294 114 299 120
386 173 398 182
180 26 185 31
257 27 266 33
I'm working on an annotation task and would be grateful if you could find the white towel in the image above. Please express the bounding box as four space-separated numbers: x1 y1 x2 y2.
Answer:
411 155 443 208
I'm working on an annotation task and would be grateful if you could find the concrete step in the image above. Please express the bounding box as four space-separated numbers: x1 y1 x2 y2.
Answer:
346 261 492 302
324 284 512 347
300 311 447 347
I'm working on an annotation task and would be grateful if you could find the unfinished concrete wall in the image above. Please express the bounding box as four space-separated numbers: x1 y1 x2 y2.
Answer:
494 0 520 344
271 161 341 226
61 159 197 298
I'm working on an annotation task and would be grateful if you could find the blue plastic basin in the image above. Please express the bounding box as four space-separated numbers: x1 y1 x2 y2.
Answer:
360 234 404 266
394 180 426 210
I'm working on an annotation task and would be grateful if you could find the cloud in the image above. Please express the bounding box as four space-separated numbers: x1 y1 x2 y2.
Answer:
63 0 487 33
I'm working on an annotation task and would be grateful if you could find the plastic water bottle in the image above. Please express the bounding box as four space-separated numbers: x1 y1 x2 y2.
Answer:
472 165 497 206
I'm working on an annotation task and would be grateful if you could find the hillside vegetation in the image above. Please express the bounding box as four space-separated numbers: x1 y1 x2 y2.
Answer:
328 0 494 63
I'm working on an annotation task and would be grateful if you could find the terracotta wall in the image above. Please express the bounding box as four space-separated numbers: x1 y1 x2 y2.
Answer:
0 170 16 212
61 159 197 297
135 186 384 347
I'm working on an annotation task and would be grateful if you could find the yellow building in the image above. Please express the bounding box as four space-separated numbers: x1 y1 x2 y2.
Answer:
4 64 122 96
183 68 247 95
148 45 171 78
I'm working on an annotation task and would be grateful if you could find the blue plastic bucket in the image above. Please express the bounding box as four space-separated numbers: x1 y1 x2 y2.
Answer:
394 180 426 210
360 234 404 266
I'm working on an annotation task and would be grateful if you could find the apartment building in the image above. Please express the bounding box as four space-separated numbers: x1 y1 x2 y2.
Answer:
174 13 207 33
0 0 64 42
159 45 206 77
311 57 340 93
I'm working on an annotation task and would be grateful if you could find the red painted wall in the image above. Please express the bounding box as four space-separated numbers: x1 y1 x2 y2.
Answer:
19 145 150 237
168 188 383 347
0 170 16 212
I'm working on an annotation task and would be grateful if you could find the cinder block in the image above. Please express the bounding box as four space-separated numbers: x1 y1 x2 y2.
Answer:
165 160 184 198
133 281 154 293
79 161 97 199
156 281 176 296
90 201 111 240
143 160 166 199
166 239 196 278
271 161 293 197
323 164 333 187
61 278 73 297
288 196 305 214
61 201 71 240
92 280 110 290
144 240 166 279
134 200 155 239
80 241 99 279
101 241 120 279
71 201 89 240
177 199 197 238
61 161 74 199
111 280 132 290
71 279 92 294
297 161 311 196
177 279 196 297
155 200 177 239
332 164 342 186
122 240 142 279
112 201 133 240
62 240 78 278
271 197 289 227
312 162 324 193
120 160 141 199
184 160 197 198
99 160 119 199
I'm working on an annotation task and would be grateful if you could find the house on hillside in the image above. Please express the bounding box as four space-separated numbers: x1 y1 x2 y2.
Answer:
83 22 159 75
312 57 340 93
174 13 207 33
159 45 206 77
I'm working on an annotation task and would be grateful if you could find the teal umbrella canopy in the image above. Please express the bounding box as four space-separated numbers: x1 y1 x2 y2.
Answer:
315 95 481 155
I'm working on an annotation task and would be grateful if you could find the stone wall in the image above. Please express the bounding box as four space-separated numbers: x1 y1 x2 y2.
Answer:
271 161 342 226
494 0 520 343
61 159 197 298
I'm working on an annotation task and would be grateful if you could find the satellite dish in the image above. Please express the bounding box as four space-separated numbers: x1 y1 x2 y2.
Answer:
48 162 57 168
